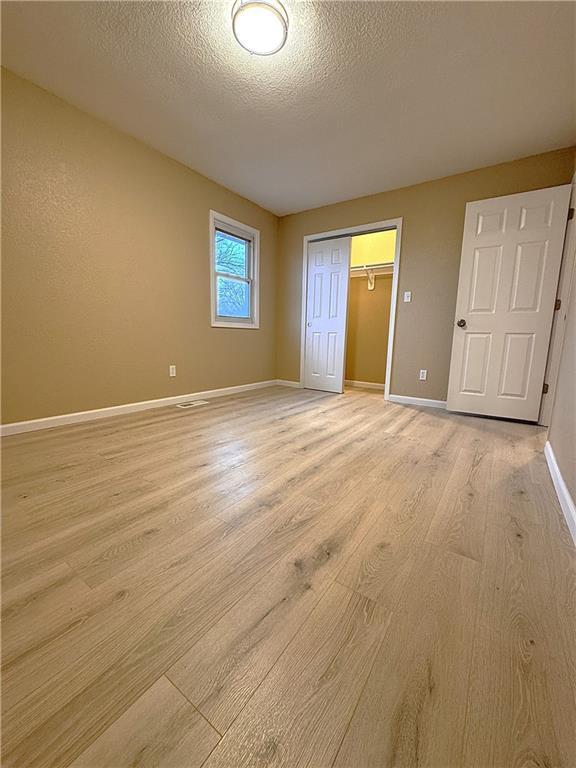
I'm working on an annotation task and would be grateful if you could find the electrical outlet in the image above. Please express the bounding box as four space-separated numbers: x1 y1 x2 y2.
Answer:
419 369 427 381
169 365 176 377
403 291 412 303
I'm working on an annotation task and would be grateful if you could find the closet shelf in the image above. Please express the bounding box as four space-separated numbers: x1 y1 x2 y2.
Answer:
350 264 394 278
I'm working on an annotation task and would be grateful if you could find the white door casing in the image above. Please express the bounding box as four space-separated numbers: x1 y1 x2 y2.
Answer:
539 178 575 426
447 184 571 421
304 237 351 393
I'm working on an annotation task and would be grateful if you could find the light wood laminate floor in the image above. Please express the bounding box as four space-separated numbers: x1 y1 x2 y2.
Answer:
2 386 575 767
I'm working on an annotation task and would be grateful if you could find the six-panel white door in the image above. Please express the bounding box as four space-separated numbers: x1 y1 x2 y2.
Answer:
447 184 571 420
304 237 351 393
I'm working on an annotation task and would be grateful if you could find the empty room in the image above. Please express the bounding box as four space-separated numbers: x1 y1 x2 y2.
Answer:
2 2 576 767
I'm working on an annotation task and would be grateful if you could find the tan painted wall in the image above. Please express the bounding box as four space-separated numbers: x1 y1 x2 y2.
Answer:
3 68 575 423
345 275 391 385
350 231 395 268
548 169 576 506
548 279 576 504
1 69 278 423
276 148 575 399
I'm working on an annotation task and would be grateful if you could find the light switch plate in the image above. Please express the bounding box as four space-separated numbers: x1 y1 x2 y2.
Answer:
403 291 412 302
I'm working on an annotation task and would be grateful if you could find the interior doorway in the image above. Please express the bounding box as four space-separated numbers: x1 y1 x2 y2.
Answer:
300 219 402 396
446 184 571 421
345 230 396 391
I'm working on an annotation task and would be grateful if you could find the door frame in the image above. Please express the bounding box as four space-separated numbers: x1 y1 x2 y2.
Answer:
539 174 575 426
299 217 403 399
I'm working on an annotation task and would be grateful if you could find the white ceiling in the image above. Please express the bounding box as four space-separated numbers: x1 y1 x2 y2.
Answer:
2 1 575 215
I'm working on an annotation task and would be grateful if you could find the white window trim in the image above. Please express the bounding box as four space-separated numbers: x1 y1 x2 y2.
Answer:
209 210 260 329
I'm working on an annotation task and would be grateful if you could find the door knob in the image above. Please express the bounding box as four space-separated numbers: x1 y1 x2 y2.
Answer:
307 322 312 327
456 318 467 328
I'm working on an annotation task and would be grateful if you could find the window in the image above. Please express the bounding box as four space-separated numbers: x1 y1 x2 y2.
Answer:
210 211 259 328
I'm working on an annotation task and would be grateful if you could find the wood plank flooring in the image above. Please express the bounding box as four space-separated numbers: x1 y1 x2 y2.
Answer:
2 386 575 767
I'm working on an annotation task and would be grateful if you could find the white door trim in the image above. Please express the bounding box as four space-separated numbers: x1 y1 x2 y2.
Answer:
539 174 576 426
299 218 403 399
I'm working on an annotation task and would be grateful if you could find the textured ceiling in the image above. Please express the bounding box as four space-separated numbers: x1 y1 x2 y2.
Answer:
2 1 575 215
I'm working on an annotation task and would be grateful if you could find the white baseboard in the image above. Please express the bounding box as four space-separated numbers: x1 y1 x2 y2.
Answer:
275 379 303 388
388 394 447 409
1 379 282 437
544 441 576 545
0 381 448 436
345 379 384 391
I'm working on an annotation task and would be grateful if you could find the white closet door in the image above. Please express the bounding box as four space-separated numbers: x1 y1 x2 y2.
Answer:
304 237 351 393
447 184 571 420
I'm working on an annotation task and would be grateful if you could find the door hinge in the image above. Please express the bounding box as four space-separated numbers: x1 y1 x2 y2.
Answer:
569 208 575 221
555 298 562 311
543 382 549 395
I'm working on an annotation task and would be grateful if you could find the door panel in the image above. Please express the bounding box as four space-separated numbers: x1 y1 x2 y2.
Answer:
519 201 553 230
476 209 506 236
447 185 571 420
498 333 534 398
304 238 351 393
326 332 337 376
312 273 322 317
329 272 339 317
461 333 492 394
509 242 546 312
469 247 501 313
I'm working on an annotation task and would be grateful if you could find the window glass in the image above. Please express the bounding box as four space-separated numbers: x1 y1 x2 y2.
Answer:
216 276 250 318
215 230 249 277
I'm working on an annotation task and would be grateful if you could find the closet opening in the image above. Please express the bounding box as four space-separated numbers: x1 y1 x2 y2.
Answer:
300 218 402 397
345 229 396 393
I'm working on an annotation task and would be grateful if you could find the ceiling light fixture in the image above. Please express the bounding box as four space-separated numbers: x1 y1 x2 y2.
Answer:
231 0 289 56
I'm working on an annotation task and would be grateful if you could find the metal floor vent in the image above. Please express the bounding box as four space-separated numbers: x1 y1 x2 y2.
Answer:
176 400 209 409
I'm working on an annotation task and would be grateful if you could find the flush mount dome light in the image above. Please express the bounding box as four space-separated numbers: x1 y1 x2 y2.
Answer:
232 0 289 56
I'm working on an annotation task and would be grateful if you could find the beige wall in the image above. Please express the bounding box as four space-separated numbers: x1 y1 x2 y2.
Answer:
1 69 278 423
548 170 576 506
276 148 575 399
3 68 575 424
548 280 576 503
345 275 391 385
